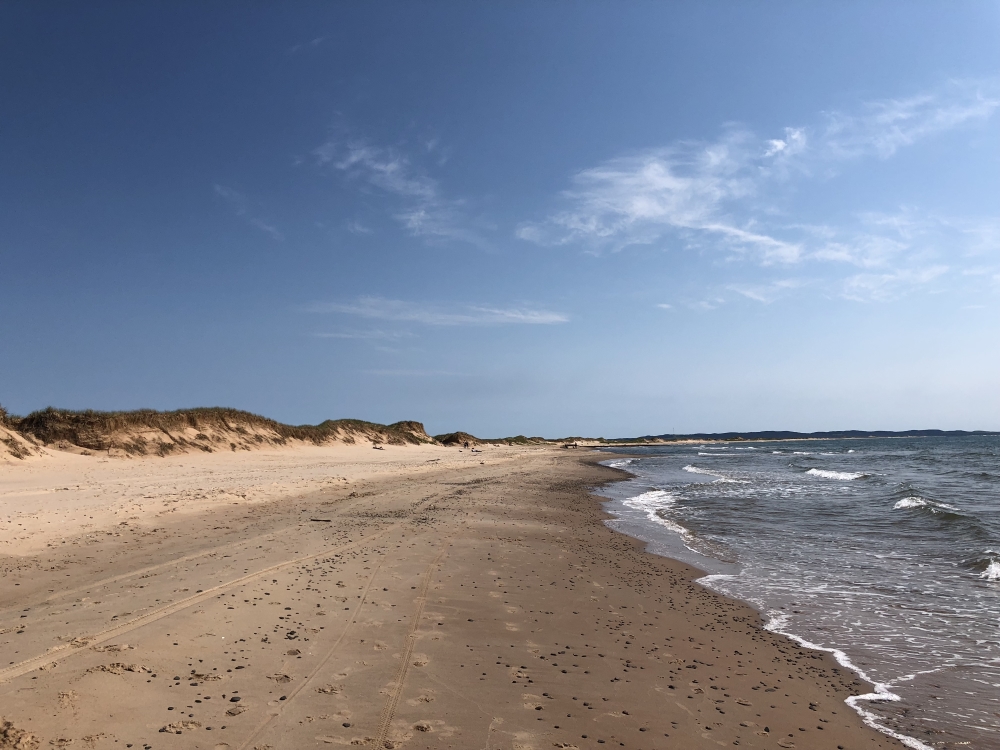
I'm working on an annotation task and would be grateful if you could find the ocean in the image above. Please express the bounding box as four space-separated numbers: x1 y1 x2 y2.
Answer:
597 436 1000 750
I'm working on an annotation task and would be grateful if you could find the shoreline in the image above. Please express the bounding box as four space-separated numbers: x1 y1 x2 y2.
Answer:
1 446 903 749
592 451 932 750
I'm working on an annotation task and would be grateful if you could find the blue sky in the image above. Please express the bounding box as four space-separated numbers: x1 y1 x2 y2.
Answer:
2 2 999 436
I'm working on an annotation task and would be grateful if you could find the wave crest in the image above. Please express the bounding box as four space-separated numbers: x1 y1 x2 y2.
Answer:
806 468 867 480
893 496 959 512
980 560 1000 581
622 490 690 537
606 458 635 469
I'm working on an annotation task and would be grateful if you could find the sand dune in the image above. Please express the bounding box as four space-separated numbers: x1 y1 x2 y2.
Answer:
0 424 44 464
1 407 437 462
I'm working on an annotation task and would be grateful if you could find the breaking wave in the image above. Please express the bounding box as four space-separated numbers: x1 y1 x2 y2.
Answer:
606 458 635 469
980 560 1000 581
682 464 748 484
806 468 867 480
683 464 718 476
621 489 690 537
893 496 958 512
894 496 930 509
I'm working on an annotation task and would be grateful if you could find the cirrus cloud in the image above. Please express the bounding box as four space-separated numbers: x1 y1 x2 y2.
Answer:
517 80 999 302
308 297 569 326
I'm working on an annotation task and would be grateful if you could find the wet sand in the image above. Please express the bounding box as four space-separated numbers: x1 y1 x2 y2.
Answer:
0 446 901 749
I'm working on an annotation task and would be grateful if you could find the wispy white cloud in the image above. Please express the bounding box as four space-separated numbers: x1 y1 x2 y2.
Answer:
317 142 436 199
288 36 325 55
727 278 807 303
841 265 949 302
344 219 372 235
812 233 908 269
515 130 783 259
821 80 999 160
692 297 726 311
313 329 414 340
518 80 999 302
213 184 284 241
315 140 481 245
309 296 569 325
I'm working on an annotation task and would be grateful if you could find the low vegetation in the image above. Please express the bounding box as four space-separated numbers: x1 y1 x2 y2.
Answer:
1 405 436 458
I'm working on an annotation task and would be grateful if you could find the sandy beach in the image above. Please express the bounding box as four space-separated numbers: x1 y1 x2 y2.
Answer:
0 444 902 750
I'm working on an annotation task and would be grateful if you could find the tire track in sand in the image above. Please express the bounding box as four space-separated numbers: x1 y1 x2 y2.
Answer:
16 491 376 609
373 542 449 749
234 556 388 750
0 524 396 684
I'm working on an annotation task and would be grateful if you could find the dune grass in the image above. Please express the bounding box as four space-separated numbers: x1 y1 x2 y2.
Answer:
6 406 435 451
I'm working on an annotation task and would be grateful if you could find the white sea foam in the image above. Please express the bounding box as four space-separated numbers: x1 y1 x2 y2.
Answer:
621 490 690 537
683 464 717 476
606 458 635 469
697 452 739 456
980 560 1000 581
698 573 736 587
793 451 812 455
683 465 747 484
762 612 934 750
807 468 866 480
623 489 675 509
893 497 959 512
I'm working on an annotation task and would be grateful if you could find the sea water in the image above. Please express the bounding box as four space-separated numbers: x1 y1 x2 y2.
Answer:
597 436 1000 749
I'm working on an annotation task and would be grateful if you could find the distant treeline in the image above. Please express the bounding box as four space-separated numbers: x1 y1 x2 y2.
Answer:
631 429 1000 442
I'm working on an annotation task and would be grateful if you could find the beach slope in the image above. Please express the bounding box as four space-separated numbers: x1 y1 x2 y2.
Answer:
0 446 900 749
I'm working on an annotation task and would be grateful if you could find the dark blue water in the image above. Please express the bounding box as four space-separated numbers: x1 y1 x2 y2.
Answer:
597 436 1000 749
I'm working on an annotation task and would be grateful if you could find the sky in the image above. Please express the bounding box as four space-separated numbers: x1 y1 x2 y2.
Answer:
1 2 999 437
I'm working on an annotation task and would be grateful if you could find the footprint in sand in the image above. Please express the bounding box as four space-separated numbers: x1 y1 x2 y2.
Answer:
405 691 435 706
85 663 152 675
411 719 457 737
57 691 79 712
160 720 201 734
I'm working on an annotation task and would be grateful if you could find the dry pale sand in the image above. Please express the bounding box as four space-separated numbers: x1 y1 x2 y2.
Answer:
0 445 901 750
